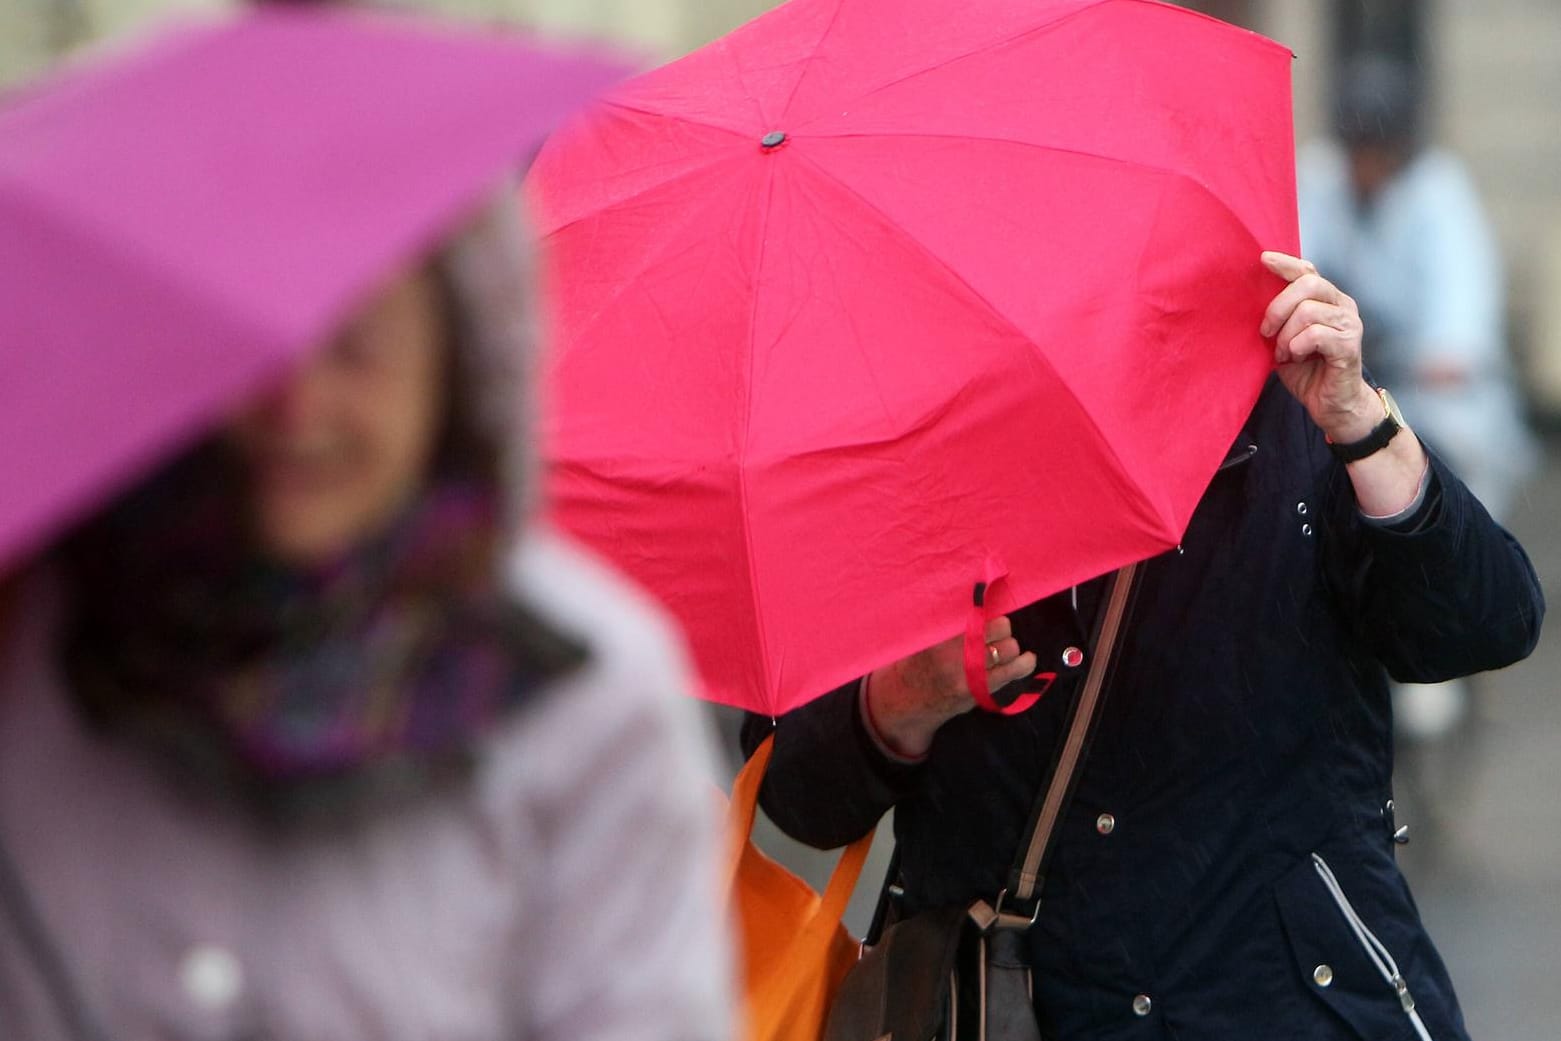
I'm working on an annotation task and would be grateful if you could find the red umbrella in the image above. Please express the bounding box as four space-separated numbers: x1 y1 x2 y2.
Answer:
528 0 1298 716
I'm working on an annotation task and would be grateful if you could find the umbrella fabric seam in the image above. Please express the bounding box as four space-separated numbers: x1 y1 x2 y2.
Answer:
531 148 744 239
803 132 1270 252
786 0 1287 136
592 101 753 145
594 2 1095 136
799 204 908 451
772 0 847 127
790 150 1168 544
738 160 782 702
1126 173 1193 536
537 158 754 375
785 0 1108 135
716 15 781 131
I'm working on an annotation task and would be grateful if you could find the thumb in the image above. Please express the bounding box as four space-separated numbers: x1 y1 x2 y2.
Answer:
1261 250 1316 282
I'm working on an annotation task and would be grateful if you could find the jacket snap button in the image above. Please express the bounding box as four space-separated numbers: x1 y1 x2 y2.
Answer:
1296 501 1309 515
1300 523 1314 537
1132 993 1152 1016
1096 813 1116 835
1313 964 1334 988
1062 646 1085 668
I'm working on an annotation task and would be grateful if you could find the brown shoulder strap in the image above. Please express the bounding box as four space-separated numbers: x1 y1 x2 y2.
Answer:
1004 561 1139 912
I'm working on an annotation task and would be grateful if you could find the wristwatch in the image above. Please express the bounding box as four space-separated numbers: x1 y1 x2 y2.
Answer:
1327 387 1406 464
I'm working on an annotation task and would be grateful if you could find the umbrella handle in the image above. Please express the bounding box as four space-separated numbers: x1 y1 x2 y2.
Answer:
964 569 1056 716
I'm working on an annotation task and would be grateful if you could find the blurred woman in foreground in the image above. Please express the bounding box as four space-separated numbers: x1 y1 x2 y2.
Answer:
0 197 732 1040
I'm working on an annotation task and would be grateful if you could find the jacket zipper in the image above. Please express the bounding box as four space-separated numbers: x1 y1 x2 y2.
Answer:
1311 853 1434 1041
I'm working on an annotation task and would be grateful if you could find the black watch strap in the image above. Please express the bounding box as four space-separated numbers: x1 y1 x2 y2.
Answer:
1328 390 1402 463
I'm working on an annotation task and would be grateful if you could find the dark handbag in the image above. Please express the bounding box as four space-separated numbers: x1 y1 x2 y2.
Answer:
822 563 1139 1041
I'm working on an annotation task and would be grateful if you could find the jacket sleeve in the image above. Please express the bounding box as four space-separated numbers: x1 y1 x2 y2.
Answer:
1323 448 1544 683
741 679 920 850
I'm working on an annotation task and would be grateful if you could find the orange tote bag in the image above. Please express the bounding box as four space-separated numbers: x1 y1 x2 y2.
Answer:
727 735 874 1041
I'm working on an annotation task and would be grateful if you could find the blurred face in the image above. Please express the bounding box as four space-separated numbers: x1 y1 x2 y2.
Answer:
228 266 450 567
1348 143 1410 203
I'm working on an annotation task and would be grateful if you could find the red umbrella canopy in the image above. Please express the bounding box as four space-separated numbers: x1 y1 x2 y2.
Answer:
529 0 1298 715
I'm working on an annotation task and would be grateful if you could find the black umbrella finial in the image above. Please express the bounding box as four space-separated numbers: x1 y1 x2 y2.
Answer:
760 131 787 150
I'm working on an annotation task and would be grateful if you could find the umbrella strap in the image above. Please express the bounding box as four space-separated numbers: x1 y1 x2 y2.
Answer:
963 567 1056 716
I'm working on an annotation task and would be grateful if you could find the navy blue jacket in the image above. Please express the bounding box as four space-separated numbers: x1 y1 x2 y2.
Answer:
743 379 1543 1041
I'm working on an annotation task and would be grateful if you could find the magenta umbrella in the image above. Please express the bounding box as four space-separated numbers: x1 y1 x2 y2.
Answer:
0 6 623 573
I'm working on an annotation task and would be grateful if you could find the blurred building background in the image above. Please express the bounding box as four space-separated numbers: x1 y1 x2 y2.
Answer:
4 0 1557 1037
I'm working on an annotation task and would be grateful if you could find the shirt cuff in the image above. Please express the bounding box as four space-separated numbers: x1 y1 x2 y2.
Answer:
857 674 930 766
1359 457 1436 531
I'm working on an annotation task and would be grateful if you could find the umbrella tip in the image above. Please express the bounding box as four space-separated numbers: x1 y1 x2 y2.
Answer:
760 131 787 150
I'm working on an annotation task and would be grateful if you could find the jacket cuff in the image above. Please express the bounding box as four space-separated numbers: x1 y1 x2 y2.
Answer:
1358 457 1437 532
1354 450 1466 561
857 675 931 765
847 678 928 789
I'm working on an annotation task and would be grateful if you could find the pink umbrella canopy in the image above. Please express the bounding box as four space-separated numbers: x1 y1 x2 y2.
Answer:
530 0 1299 715
0 6 624 573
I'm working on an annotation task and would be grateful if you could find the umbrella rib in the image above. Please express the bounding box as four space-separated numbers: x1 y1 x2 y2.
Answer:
737 161 783 700
594 99 755 144
793 151 1166 529
533 151 741 239
773 0 848 127
804 204 904 445
804 131 1270 250
538 158 756 354
789 0 1286 136
718 22 786 130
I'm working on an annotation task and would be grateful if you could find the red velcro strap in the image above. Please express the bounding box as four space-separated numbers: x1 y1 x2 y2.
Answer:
964 563 1055 716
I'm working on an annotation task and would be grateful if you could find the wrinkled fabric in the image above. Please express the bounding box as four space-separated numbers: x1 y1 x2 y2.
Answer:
530 0 1299 717
745 379 1543 1041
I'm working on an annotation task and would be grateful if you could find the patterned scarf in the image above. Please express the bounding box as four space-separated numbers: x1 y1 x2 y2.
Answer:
60 445 583 817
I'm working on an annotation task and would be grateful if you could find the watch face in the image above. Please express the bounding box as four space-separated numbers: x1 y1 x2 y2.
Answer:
1381 388 1406 428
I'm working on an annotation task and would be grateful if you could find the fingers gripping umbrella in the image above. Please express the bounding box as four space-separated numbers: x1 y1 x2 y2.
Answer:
0 6 623 575
529 0 1299 715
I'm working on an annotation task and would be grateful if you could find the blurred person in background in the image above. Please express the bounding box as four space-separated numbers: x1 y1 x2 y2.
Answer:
0 194 733 1040
1299 53 1540 746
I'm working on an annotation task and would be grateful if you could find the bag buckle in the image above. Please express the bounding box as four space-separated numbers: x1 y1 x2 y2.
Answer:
992 889 1041 927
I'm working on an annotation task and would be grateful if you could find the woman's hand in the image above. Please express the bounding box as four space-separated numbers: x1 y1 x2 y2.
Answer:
863 616 1037 759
